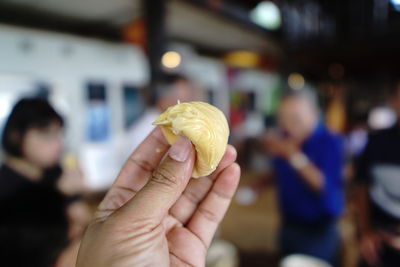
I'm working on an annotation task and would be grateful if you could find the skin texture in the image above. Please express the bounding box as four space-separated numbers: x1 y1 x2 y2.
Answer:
76 127 240 267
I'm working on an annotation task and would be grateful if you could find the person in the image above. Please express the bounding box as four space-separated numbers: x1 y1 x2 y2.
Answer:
356 83 400 267
0 98 87 267
122 74 198 160
259 91 344 265
76 128 240 266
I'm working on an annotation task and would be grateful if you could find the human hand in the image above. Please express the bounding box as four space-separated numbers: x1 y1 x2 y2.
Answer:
360 230 381 266
76 127 240 267
58 168 85 196
381 229 400 251
262 132 298 159
67 201 92 240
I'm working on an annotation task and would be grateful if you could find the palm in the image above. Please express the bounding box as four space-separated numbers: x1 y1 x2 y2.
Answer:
133 217 206 266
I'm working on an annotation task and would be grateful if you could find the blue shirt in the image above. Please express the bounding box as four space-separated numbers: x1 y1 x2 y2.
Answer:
273 122 344 223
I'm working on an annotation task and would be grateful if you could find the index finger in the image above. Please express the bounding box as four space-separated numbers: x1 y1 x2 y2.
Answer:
96 127 169 218
116 127 169 191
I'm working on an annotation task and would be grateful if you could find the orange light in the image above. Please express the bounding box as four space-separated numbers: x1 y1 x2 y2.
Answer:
224 51 260 68
161 51 181 69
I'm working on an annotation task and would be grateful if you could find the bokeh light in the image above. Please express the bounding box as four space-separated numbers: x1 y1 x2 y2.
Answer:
224 51 260 68
161 51 181 69
368 106 397 130
391 0 400 11
250 1 281 30
288 72 305 90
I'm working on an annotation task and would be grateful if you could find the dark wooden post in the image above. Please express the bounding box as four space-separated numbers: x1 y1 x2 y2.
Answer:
143 0 167 105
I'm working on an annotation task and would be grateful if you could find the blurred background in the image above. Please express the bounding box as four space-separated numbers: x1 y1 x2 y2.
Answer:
1 0 400 266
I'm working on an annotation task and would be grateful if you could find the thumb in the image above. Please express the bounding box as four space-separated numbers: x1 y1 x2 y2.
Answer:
117 135 195 222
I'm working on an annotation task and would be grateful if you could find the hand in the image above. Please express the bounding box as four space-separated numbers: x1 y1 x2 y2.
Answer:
58 168 85 196
360 231 381 266
76 127 240 267
262 132 298 159
67 201 92 240
55 240 81 267
380 230 400 251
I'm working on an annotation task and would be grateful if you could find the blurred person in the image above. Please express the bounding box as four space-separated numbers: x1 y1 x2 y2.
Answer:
0 98 88 267
76 128 240 266
346 118 369 159
356 83 400 267
258 91 344 265
123 74 198 160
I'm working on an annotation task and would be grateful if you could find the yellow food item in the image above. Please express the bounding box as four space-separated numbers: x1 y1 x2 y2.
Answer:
153 101 229 178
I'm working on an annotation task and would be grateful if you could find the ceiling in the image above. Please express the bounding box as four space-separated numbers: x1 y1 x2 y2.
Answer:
1 0 141 24
0 0 279 55
167 1 278 53
3 0 399 78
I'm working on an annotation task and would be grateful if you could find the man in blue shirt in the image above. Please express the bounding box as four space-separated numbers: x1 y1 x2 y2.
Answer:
261 91 344 265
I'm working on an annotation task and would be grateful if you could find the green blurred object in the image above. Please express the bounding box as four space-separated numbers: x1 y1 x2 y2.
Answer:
262 79 283 116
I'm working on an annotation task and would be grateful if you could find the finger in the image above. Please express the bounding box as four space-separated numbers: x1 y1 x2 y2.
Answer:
116 127 169 190
95 127 169 218
169 145 237 225
167 227 207 267
187 163 240 248
116 136 195 223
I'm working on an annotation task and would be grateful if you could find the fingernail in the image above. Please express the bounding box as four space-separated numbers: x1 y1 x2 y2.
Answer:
169 136 192 162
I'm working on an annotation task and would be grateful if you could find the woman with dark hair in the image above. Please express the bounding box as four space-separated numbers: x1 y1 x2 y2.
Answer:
0 98 87 267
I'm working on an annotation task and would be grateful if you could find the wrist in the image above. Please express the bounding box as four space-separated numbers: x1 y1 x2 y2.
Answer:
288 152 309 170
284 149 297 160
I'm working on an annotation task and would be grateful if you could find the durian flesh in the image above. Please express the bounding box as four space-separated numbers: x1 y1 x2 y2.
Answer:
153 101 229 178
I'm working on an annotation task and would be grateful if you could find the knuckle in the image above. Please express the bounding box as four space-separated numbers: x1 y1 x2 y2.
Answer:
151 166 180 189
184 190 202 204
128 156 153 173
198 206 220 223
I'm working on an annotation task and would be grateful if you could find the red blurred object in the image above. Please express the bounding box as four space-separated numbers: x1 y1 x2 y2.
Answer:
122 19 147 49
230 107 245 129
